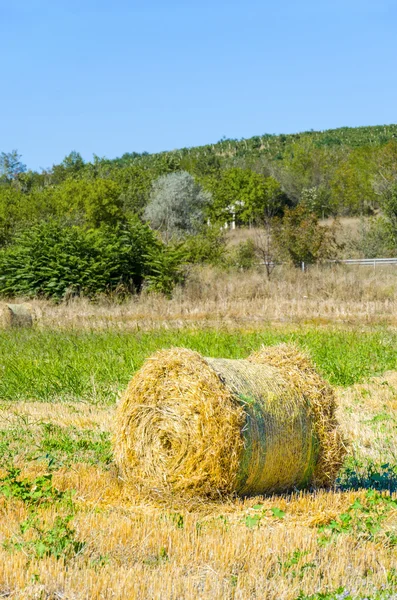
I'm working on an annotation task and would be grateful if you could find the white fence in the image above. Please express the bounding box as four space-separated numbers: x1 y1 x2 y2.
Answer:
260 258 397 272
328 258 397 268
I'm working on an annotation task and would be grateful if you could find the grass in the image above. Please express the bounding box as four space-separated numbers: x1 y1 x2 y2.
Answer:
1 326 397 403
0 423 112 470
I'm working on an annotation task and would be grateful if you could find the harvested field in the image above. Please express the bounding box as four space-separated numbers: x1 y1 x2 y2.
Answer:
1 326 397 599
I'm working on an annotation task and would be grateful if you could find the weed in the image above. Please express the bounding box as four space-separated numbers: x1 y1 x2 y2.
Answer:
143 546 169 567
0 468 68 507
277 549 316 580
3 513 85 561
337 459 397 492
244 504 285 528
318 490 397 545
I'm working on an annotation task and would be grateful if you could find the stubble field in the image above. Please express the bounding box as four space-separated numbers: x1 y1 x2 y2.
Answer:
2 270 397 599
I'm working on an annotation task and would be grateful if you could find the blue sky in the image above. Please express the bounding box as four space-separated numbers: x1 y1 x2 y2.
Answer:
1 0 396 170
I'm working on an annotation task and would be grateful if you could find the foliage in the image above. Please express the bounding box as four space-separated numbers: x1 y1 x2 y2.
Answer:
349 217 395 258
317 490 397 546
244 503 285 528
145 242 186 297
206 168 286 225
50 151 85 183
337 458 397 492
1 467 84 562
51 178 125 227
144 171 210 239
228 239 257 271
180 226 227 266
0 150 26 182
0 217 158 299
329 147 377 215
0 468 67 507
0 423 112 470
274 205 338 267
4 513 85 561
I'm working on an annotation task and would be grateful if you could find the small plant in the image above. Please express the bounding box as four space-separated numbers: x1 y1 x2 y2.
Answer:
318 490 397 545
244 504 285 528
143 546 169 566
337 459 397 492
277 549 316 580
3 513 85 561
0 468 68 507
170 512 184 529
1 467 84 563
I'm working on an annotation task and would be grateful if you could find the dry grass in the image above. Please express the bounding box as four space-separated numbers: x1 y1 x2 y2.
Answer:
1 373 397 598
11 264 397 332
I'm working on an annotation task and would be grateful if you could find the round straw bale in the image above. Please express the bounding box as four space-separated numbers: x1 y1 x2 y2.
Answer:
0 303 34 328
114 346 345 499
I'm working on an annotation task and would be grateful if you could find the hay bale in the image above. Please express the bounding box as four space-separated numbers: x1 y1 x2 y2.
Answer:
0 303 34 328
114 346 345 499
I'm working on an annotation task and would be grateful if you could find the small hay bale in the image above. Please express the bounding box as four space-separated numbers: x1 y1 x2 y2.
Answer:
0 303 34 328
114 346 345 499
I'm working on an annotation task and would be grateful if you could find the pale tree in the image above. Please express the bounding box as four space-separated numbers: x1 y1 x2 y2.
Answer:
144 171 211 241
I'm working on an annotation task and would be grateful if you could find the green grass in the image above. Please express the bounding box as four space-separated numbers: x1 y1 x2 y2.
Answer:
0 327 396 404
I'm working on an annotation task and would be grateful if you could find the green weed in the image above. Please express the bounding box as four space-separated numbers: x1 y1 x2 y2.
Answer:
0 468 68 507
337 459 397 493
3 513 85 561
318 490 397 546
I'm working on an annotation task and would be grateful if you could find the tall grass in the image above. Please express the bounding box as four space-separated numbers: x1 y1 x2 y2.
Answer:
0 327 396 403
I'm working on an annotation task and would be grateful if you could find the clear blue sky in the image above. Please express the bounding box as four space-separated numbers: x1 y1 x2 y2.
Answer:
1 0 396 171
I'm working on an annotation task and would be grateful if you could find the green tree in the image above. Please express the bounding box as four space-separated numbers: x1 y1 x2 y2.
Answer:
51 151 85 184
51 179 124 227
274 205 338 267
207 168 285 225
0 150 27 182
114 166 154 216
329 147 377 214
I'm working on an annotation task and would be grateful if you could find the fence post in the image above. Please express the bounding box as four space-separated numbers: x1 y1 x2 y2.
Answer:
301 262 305 272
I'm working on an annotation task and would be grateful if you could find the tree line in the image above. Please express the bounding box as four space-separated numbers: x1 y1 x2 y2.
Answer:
1 123 397 299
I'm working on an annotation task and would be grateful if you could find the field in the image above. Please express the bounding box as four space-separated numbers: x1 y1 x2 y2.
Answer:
1 320 397 600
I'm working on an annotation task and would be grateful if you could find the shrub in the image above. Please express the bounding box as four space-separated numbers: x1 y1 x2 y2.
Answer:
180 227 227 266
274 205 338 267
349 217 395 258
0 217 159 300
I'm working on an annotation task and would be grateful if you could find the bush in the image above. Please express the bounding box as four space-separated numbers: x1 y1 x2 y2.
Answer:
274 205 338 267
228 239 257 270
0 217 159 300
180 227 227 266
349 217 395 258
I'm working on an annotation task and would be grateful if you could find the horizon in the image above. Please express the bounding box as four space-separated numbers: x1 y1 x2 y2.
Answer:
9 121 397 173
